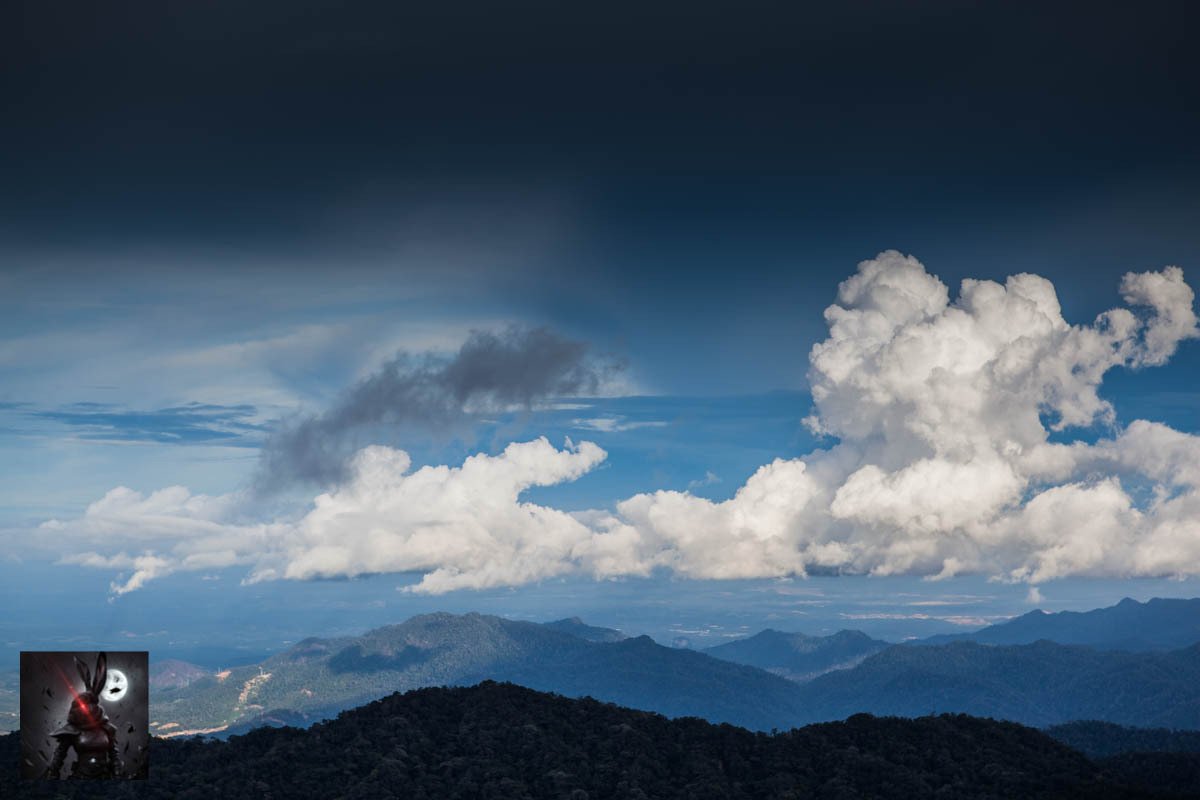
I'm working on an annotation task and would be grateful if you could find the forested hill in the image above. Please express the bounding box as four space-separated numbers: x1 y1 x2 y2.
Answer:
6 681 1199 798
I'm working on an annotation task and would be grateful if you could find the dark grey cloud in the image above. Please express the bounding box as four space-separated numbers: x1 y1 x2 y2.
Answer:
255 326 623 490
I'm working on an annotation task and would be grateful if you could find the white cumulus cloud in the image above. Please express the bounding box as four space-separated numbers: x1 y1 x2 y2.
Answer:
39 438 610 595
34 251 1200 593
264 438 606 593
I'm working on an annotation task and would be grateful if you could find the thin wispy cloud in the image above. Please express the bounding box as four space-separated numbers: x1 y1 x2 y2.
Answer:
31 402 267 446
570 416 668 433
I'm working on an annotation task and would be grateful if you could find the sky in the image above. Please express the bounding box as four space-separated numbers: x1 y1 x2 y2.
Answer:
2 1 1199 661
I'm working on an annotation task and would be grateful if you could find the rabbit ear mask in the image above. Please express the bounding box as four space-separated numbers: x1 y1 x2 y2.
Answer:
92 653 107 696
75 657 91 692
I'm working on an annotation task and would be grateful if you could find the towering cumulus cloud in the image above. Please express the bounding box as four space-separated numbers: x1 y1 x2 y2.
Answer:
604 252 1199 584
40 253 1200 594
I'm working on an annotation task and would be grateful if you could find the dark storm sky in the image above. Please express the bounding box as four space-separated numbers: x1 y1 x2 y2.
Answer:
4 2 1198 387
4 1 1197 254
4 2 1197 400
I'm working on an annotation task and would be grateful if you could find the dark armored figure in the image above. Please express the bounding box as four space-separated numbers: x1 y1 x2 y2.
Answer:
44 653 123 779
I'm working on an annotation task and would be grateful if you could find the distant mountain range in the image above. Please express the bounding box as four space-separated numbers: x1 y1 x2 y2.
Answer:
10 681 1194 799
10 596 1196 738
144 600 1200 737
703 628 888 681
919 597 1200 651
152 612 808 735
791 640 1200 729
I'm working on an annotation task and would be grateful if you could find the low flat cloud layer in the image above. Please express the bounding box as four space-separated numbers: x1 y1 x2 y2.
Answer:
37 252 1200 595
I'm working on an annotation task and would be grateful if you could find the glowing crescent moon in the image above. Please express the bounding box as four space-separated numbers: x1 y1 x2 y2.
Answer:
103 669 129 702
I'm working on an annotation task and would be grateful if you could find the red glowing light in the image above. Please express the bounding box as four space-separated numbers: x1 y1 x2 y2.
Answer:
50 661 98 728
